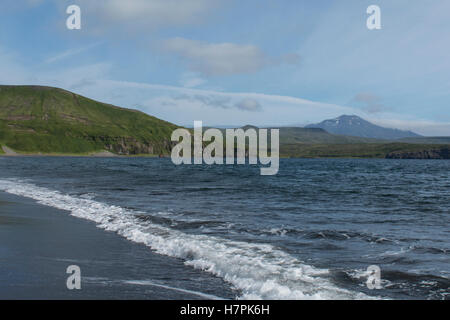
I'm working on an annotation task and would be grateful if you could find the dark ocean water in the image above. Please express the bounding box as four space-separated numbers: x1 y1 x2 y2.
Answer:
0 157 449 299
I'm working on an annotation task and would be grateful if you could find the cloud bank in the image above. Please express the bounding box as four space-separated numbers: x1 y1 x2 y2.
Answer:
163 38 300 76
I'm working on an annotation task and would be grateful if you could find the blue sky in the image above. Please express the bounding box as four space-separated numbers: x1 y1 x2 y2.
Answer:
1 0 450 135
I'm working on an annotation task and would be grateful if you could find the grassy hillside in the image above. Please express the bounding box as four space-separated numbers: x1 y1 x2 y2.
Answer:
0 85 178 155
399 136 450 144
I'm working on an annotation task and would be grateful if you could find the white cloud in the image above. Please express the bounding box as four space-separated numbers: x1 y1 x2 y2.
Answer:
175 94 232 109
9 0 219 32
350 92 390 114
163 38 269 76
159 94 261 113
103 0 213 22
179 73 206 88
76 0 220 31
369 117 450 137
163 38 299 76
353 93 380 104
75 79 360 126
180 77 206 88
235 98 262 112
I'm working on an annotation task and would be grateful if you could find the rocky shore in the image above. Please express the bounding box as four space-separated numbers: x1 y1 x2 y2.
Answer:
386 147 450 159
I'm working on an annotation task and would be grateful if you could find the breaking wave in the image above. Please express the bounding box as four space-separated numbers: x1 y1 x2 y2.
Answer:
0 179 372 300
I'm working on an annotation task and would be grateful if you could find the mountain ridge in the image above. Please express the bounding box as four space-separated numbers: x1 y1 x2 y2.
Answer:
305 115 421 140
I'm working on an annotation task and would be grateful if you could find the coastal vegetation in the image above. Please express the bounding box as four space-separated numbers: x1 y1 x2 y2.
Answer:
1 85 449 159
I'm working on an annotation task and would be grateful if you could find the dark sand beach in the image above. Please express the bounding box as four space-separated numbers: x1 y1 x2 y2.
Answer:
0 192 236 300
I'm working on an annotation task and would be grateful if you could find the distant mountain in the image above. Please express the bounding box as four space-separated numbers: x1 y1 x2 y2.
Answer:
305 115 421 140
0 85 178 155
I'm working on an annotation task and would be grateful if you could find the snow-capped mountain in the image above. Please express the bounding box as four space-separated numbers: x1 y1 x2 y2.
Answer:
305 115 421 139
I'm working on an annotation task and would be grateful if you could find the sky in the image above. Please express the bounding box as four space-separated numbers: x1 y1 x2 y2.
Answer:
1 0 450 135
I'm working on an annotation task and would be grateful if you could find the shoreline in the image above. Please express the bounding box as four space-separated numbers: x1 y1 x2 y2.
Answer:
1 146 449 160
0 191 236 300
0 146 163 158
1 154 450 159
0 152 163 158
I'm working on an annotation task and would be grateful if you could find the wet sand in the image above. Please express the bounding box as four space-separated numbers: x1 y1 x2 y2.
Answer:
0 192 236 300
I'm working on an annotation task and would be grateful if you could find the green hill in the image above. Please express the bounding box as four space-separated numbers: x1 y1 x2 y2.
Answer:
0 85 178 155
278 127 382 144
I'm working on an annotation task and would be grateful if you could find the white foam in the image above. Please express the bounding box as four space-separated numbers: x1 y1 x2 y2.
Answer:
0 179 373 300
263 227 288 236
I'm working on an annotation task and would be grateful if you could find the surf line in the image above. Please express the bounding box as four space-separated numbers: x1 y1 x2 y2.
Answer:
171 121 279 175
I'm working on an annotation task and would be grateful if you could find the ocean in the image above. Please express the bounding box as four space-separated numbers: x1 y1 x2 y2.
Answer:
0 157 449 300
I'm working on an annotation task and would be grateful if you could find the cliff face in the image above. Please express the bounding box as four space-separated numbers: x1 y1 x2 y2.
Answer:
87 135 176 155
386 148 450 159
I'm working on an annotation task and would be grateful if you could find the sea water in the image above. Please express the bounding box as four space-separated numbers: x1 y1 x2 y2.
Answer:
0 157 448 299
